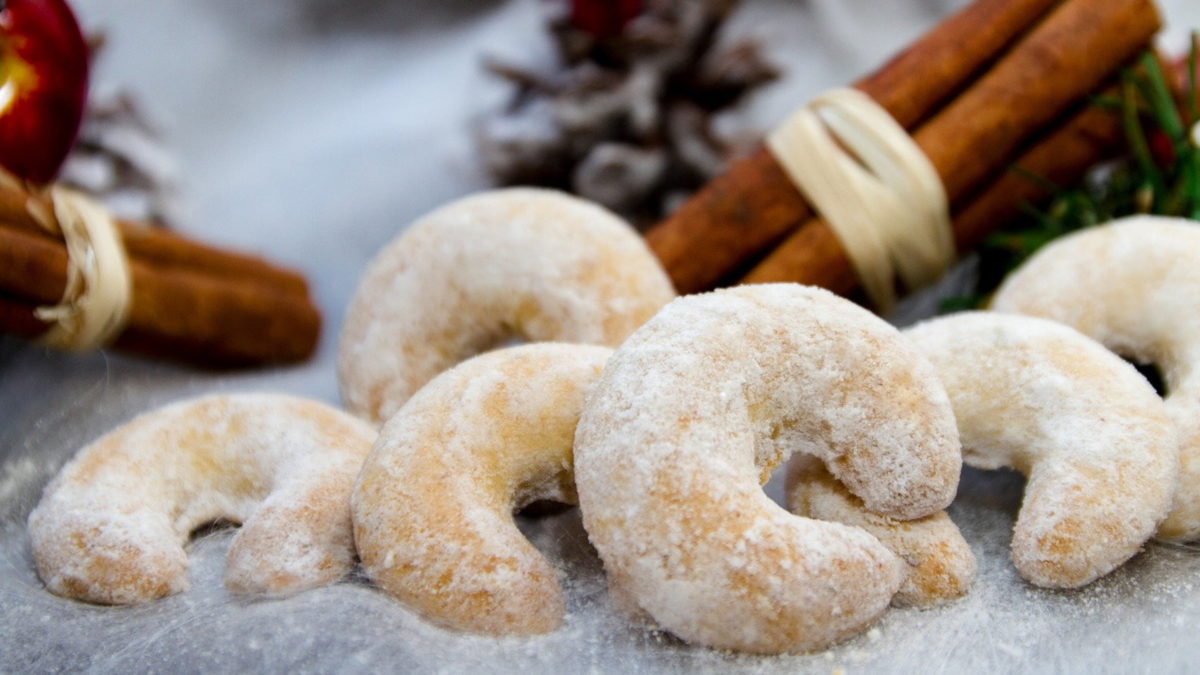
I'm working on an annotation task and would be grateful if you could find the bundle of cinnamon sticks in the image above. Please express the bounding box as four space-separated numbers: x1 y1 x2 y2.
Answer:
0 179 320 368
646 0 1162 300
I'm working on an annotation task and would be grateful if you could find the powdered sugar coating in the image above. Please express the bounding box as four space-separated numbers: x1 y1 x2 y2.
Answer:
905 312 1179 588
992 216 1200 542
574 284 961 654
352 343 612 636
27 393 376 605
337 188 675 425
786 455 976 607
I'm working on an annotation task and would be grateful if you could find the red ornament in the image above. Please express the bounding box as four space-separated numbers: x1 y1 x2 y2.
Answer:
0 0 89 184
1147 128 1176 167
570 0 643 39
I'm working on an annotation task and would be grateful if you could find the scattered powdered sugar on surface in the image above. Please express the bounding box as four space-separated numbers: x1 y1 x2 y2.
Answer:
1 355 1200 669
3 289 1199 669
5 465 1200 672
0 457 54 517
2 262 1199 669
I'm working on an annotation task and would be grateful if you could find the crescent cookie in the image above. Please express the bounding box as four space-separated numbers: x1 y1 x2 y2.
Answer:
574 284 962 654
337 187 675 425
785 455 976 607
352 343 612 636
992 215 1200 541
28 394 376 605
904 312 1178 588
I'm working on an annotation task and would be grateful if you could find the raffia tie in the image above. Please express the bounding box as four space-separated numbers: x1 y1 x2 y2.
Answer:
22 181 132 351
766 88 954 313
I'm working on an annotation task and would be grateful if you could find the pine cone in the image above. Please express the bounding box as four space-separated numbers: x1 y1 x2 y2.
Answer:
477 0 778 226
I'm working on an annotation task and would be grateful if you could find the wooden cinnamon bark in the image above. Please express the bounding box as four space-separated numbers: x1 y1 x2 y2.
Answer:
951 100 1125 253
954 51 1182 251
645 0 1065 293
0 226 320 368
742 0 1159 291
0 182 310 297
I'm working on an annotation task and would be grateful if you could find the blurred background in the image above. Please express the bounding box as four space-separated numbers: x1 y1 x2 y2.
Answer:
66 0 1200 364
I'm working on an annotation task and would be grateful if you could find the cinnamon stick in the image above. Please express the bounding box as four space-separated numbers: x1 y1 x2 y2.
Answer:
951 97 1125 253
0 222 320 368
742 91 1125 293
956 51 1186 251
0 181 310 297
741 0 1160 291
645 0 1065 293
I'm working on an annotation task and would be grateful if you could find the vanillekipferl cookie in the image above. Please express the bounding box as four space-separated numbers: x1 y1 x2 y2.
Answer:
991 215 1200 542
28 393 375 604
575 284 962 654
337 187 675 425
905 312 1178 587
353 343 611 635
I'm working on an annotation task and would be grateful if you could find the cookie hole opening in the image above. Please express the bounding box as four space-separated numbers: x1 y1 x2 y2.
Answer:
1124 358 1168 397
763 468 789 508
492 332 528 350
519 500 573 517
515 506 604 584
189 518 239 541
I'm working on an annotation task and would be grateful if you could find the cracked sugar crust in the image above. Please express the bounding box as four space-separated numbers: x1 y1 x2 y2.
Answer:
905 312 1179 588
352 343 612 636
574 284 961 654
337 187 675 425
27 393 377 605
991 215 1200 542
786 455 976 608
